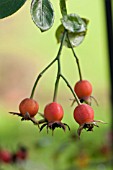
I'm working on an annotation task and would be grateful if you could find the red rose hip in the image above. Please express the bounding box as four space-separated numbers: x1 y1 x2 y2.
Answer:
73 104 94 125
19 98 39 117
73 104 98 137
40 102 70 133
44 102 64 122
0 150 12 163
74 80 92 100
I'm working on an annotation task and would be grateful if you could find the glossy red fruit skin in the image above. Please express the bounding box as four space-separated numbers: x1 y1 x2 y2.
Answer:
19 98 39 117
74 80 92 99
44 102 64 122
73 104 94 125
0 150 12 163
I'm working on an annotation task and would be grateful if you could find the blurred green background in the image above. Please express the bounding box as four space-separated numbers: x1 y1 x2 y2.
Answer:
0 0 112 170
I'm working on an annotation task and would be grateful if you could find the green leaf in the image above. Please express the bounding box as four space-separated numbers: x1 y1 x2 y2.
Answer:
59 0 67 16
0 0 27 19
55 24 87 48
56 25 65 43
67 31 86 47
82 18 90 25
31 0 54 32
61 13 87 33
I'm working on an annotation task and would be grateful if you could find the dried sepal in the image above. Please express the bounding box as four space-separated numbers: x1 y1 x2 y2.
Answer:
40 121 70 135
90 96 99 106
9 112 22 117
63 123 71 131
9 111 40 128
38 112 45 118
40 123 48 132
77 124 84 138
77 120 106 138
70 95 98 106
93 120 107 124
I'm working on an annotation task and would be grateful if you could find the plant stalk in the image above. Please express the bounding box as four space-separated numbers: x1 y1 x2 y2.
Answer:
53 30 67 102
67 33 83 81
60 74 81 105
60 0 67 16
30 58 56 99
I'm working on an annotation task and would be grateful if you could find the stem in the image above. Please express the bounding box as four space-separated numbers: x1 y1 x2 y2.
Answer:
30 58 56 99
60 74 81 105
67 33 83 81
53 30 67 102
60 0 67 16
30 30 67 99
53 58 61 102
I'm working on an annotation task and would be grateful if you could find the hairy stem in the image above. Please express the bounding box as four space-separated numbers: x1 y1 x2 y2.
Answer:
67 33 83 81
60 74 81 105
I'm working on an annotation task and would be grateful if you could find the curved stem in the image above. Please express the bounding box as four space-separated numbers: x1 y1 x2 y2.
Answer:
60 74 81 105
30 58 56 99
53 30 67 102
30 30 67 99
67 33 83 81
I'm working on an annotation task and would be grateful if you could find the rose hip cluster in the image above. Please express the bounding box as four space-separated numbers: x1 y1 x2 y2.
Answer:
0 146 28 164
9 80 105 137
74 80 105 136
8 25 105 137
10 99 70 135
